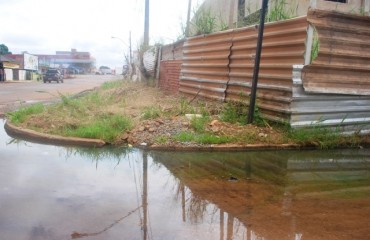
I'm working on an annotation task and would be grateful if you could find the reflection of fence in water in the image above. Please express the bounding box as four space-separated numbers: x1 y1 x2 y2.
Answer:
150 150 370 239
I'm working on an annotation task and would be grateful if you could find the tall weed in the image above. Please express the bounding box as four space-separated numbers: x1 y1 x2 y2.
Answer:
266 0 296 22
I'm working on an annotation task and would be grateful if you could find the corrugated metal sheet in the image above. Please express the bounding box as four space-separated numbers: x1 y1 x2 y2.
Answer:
180 16 308 122
291 65 370 134
143 46 158 77
302 9 370 95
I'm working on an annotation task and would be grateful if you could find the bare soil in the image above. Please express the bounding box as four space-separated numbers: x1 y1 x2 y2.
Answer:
112 83 294 148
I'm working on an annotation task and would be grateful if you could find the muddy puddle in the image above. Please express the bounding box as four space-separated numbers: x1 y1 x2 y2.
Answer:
1 119 370 240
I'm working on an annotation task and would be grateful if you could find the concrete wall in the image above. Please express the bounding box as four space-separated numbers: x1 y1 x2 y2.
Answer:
248 0 369 17
199 0 369 30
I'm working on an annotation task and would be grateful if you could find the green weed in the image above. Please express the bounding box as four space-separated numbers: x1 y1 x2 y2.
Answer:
220 101 248 125
101 80 124 90
176 98 194 115
7 103 44 124
141 106 161 120
287 125 341 149
192 7 217 35
311 30 320 63
190 116 209 133
65 114 131 142
266 0 296 22
173 131 233 144
220 100 266 126
155 135 170 144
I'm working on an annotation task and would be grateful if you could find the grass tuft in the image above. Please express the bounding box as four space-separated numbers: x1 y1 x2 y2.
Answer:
6 103 45 124
101 80 125 90
141 106 161 120
65 115 131 142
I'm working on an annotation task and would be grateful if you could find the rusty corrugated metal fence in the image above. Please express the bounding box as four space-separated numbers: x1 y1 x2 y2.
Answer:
302 9 370 95
176 9 370 132
180 16 308 122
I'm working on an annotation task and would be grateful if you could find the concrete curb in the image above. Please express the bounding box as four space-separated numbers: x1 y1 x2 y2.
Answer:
4 121 106 148
147 143 304 152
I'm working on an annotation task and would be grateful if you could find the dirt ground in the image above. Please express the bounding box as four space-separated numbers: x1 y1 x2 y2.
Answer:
114 83 294 148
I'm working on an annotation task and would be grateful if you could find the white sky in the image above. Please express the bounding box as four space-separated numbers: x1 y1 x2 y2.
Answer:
0 0 203 69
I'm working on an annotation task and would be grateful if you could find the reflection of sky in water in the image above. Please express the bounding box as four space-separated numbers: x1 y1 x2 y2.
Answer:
0 119 249 240
1 119 370 240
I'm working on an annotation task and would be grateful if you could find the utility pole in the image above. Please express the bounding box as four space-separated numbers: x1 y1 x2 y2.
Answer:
144 0 150 47
247 0 269 124
129 31 132 65
185 0 192 37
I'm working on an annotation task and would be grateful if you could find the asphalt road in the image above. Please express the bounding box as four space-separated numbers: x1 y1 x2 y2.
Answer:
0 74 120 116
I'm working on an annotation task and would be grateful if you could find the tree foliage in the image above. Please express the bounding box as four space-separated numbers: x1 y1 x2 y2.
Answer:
99 66 110 70
0 44 12 55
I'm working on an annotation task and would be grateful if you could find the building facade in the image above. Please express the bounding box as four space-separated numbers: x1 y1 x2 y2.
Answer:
6 49 96 74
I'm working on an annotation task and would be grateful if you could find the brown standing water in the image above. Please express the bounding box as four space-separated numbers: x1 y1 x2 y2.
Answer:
1 119 369 240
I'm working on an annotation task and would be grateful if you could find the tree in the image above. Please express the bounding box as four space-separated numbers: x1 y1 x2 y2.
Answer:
0 44 12 55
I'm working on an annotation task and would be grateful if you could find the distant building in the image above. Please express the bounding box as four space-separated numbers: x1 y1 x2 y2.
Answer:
6 48 96 74
0 54 30 81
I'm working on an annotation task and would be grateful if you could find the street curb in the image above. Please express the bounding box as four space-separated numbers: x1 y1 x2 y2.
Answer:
146 143 304 152
4 121 106 148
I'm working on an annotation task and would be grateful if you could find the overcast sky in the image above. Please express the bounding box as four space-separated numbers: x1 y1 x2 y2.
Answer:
0 0 203 69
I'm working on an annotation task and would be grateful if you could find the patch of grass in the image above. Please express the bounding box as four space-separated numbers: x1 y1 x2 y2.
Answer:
65 114 131 142
7 81 134 143
190 116 209 133
101 80 125 90
6 103 45 124
220 101 248 125
176 98 194 115
287 126 342 149
173 131 194 142
220 101 266 127
154 135 170 144
173 131 233 144
141 106 161 120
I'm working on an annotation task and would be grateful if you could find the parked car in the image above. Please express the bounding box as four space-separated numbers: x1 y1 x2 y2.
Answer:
43 69 64 83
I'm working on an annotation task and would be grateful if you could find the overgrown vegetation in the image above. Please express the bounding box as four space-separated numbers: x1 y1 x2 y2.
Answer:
6 80 368 149
7 80 132 143
192 7 217 35
266 0 297 23
190 5 228 36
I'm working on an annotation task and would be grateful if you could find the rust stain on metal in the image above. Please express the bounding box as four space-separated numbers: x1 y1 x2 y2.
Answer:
302 9 370 96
